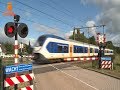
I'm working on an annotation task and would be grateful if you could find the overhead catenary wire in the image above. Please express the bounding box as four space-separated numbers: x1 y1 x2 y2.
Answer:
50 0 73 15
38 0 87 26
0 1 87 32
0 1 73 33
50 0 86 23
38 0 74 18
12 0 74 27
0 1 70 34
0 9 68 36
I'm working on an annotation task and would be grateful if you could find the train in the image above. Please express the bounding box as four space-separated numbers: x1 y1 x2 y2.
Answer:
32 34 113 63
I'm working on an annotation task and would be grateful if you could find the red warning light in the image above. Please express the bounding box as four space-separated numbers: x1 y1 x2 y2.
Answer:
8 26 14 33
4 22 16 38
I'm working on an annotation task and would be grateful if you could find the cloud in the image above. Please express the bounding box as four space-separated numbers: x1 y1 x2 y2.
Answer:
81 0 120 46
65 31 73 39
86 20 97 37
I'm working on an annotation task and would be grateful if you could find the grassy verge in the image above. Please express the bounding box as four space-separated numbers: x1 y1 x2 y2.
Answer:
73 54 120 79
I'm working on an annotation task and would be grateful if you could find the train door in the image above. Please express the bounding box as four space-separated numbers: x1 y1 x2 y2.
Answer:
70 44 73 57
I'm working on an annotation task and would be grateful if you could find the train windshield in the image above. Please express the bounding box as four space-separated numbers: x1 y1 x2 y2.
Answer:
35 36 46 46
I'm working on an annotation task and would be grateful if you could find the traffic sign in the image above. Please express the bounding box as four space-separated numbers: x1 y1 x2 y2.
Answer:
5 64 32 74
101 57 111 61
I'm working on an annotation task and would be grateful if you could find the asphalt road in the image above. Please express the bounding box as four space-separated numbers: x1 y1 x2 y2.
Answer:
33 62 120 90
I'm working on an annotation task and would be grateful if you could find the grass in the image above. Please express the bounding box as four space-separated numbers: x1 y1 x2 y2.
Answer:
73 54 120 78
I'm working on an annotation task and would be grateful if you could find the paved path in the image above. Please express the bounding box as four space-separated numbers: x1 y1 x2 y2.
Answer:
33 62 120 90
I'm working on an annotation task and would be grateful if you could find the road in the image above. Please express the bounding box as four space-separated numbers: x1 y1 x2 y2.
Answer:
33 62 120 90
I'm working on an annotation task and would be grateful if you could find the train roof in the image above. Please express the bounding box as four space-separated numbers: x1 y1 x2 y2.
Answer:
39 34 65 40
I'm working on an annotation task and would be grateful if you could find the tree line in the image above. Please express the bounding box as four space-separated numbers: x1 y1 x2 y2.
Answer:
69 29 120 54
0 42 32 54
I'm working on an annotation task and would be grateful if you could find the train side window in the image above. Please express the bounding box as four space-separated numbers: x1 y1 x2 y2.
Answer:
74 46 84 53
74 46 77 53
58 46 62 53
64 46 68 53
95 49 98 53
85 47 88 53
77 47 79 53
50 42 54 53
78 47 80 53
80 46 83 53
90 48 93 53
47 42 53 53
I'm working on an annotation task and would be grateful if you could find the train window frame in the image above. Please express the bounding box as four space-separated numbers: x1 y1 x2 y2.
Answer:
64 46 68 53
95 49 98 53
58 45 63 53
90 48 93 53
79 46 83 53
38 36 46 46
74 46 77 53
84 47 88 53
74 46 84 53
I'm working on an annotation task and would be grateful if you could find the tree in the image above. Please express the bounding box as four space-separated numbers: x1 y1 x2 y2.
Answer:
89 36 96 45
4 42 14 54
106 41 114 49
69 29 88 43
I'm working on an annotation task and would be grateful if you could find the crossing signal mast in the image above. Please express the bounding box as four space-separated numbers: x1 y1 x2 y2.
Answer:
3 2 28 90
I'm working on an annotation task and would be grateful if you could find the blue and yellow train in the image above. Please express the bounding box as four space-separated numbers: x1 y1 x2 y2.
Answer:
33 34 113 63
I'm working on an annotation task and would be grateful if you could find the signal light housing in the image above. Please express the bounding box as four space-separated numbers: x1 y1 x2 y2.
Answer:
4 22 16 38
18 23 28 38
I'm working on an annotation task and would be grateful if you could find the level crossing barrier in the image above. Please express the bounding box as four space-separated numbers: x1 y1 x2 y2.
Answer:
101 57 112 69
64 57 98 61
2 63 34 90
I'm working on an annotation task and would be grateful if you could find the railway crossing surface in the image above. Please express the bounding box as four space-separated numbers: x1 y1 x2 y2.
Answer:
33 62 120 90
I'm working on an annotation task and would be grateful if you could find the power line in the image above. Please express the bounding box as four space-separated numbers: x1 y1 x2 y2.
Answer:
74 25 105 30
50 0 72 15
38 0 86 25
12 0 74 27
50 0 85 23
0 1 70 33
38 0 73 18
0 9 68 35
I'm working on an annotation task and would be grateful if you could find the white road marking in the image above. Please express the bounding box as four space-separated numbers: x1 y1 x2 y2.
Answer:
49 64 99 90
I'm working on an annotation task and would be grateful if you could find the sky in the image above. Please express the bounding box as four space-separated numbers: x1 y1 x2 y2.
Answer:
0 0 120 46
